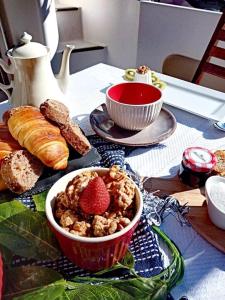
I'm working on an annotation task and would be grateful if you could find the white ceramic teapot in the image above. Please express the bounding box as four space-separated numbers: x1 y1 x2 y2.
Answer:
0 32 75 107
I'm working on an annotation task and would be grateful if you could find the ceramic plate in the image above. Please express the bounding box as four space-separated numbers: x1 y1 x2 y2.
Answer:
90 104 177 146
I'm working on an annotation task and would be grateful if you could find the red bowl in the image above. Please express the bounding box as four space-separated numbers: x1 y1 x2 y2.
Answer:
46 167 143 271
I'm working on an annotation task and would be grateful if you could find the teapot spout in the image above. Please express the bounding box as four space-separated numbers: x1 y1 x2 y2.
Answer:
56 44 75 93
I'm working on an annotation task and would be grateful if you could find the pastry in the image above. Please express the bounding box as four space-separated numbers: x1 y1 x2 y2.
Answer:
0 175 7 191
213 150 225 176
0 123 22 191
0 123 22 161
2 110 11 124
7 106 69 170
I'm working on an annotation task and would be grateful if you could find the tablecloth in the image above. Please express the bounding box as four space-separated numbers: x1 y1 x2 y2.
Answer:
63 63 225 300
1 63 225 300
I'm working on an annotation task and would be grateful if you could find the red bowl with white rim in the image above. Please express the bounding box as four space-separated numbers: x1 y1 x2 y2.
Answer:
45 167 143 271
106 82 163 130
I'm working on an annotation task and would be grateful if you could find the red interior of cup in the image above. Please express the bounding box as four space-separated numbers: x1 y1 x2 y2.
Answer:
108 82 161 105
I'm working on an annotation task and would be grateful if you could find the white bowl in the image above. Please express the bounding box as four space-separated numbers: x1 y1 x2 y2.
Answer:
205 175 225 230
106 82 163 131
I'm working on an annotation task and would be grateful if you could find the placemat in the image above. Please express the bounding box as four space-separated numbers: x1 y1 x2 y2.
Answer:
8 135 187 299
12 135 163 279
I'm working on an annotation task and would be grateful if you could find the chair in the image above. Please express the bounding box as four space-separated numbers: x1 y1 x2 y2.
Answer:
192 9 225 84
191 9 225 131
162 53 225 92
162 54 199 82
162 10 225 93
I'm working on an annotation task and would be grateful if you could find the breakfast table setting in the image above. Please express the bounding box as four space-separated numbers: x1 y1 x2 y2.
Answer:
0 34 225 300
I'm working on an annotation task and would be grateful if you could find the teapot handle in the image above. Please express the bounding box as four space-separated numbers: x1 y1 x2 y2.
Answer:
0 58 14 101
0 58 13 74
0 81 13 101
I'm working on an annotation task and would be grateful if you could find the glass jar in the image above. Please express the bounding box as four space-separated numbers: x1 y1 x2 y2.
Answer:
179 147 217 188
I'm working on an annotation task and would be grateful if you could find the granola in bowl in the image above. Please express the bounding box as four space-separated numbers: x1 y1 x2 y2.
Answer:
46 166 143 271
54 166 136 237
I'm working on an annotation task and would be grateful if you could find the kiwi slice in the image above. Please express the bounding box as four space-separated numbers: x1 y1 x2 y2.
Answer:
154 81 167 90
151 75 158 83
124 68 135 81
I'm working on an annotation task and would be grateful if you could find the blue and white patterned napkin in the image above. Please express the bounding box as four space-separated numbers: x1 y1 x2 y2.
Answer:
14 135 165 279
88 135 164 277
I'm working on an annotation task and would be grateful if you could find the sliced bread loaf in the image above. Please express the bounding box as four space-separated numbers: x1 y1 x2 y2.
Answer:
1 150 43 194
60 120 91 155
40 99 69 125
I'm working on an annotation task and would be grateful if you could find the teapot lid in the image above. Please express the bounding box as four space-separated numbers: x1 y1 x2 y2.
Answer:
11 32 48 58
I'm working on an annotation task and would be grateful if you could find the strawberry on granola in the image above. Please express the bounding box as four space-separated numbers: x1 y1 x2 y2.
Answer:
54 166 136 237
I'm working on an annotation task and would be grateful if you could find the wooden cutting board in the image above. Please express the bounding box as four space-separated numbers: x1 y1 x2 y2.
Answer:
143 175 225 253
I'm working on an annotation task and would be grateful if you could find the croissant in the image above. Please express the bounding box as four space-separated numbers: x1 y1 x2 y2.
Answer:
0 123 22 191
0 123 22 160
0 175 7 191
7 106 69 170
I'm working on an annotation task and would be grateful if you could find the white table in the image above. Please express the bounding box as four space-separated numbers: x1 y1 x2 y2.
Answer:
1 63 225 300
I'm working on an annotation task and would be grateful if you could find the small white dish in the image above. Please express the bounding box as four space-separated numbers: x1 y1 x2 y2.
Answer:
134 71 152 84
205 175 225 230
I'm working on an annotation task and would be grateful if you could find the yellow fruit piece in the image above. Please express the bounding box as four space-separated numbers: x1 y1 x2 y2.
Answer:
154 81 167 90
124 68 136 81
151 75 158 83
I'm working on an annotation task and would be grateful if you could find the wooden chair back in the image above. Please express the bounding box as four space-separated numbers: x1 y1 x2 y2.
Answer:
192 10 225 84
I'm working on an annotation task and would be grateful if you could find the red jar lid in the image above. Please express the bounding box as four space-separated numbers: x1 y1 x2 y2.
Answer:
182 147 217 173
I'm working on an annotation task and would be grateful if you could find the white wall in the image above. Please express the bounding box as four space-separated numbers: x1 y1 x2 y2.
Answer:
73 0 140 69
1 0 222 72
0 0 44 47
0 0 58 59
55 0 221 73
39 0 59 59
137 2 221 71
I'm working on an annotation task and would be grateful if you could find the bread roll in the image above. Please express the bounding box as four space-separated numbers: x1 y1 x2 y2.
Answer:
1 150 43 194
40 100 91 155
40 99 69 125
7 106 69 170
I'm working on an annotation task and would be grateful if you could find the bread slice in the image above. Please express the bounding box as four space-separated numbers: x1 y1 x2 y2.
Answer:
40 99 69 125
40 99 91 155
1 150 43 194
60 120 91 155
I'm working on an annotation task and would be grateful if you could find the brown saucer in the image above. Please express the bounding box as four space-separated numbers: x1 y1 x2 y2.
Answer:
90 104 177 146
